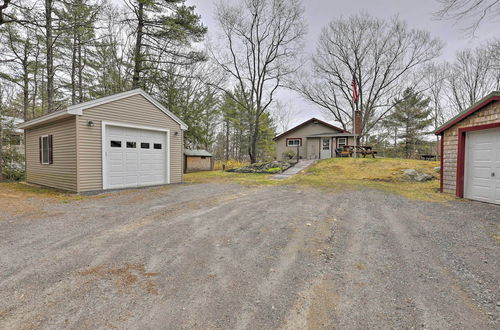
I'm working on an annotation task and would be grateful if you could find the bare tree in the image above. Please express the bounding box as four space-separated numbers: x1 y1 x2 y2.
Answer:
436 0 500 36
448 46 499 113
211 0 306 163
271 100 297 134
294 14 443 139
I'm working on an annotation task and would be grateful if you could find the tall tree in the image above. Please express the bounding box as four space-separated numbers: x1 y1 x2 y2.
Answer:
448 46 499 114
59 0 101 104
125 0 207 89
384 88 433 158
436 0 500 36
295 13 442 140
211 0 306 163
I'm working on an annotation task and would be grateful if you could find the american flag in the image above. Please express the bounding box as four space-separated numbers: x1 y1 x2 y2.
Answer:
351 79 359 105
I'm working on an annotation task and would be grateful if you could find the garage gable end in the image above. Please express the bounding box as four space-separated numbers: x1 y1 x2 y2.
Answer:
69 89 188 130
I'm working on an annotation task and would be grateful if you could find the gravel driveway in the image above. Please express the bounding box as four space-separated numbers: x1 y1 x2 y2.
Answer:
0 183 498 329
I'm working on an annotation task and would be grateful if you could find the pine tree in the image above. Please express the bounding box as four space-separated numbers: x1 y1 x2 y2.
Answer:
385 88 433 158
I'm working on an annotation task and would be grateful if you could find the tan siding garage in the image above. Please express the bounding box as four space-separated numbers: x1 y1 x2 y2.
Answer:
19 89 187 193
25 117 77 191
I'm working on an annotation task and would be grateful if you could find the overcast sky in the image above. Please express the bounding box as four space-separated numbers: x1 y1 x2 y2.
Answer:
186 0 497 130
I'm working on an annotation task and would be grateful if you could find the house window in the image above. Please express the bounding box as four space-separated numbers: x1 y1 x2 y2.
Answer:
141 142 150 149
110 140 121 148
126 141 136 148
39 135 53 165
338 137 347 148
287 138 301 147
201 156 206 159
154 143 162 150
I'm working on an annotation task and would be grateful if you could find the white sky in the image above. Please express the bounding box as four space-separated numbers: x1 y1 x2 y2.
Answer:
186 0 498 130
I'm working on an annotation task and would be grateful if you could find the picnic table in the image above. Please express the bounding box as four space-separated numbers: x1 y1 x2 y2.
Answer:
420 154 437 161
336 145 377 158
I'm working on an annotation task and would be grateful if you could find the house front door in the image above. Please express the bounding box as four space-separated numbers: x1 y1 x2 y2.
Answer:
320 138 331 159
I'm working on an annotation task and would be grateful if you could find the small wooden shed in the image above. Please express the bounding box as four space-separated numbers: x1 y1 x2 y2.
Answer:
184 149 214 173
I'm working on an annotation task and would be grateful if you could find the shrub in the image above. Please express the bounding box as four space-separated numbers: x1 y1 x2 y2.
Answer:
283 149 296 160
266 167 282 174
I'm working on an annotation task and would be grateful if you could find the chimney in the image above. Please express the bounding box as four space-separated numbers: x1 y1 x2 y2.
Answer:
354 110 362 136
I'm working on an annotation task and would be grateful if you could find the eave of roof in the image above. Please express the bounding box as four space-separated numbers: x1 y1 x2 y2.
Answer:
273 117 349 141
184 149 213 157
306 132 357 138
17 89 188 130
434 91 500 135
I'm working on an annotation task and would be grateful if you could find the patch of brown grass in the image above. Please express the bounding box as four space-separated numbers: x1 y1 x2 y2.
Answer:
79 263 160 295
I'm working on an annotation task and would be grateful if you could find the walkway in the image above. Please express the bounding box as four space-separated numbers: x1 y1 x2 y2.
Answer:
271 159 316 180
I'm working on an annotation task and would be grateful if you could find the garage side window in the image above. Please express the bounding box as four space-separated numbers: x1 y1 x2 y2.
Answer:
39 135 53 165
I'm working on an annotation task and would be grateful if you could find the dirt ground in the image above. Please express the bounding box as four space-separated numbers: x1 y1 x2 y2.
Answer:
0 182 498 329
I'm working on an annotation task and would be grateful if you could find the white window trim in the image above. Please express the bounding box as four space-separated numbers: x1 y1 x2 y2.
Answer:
287 139 301 147
41 135 50 165
101 120 170 190
338 137 347 146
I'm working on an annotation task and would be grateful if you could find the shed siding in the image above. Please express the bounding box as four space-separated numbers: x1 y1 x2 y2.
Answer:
77 94 183 192
185 156 212 172
25 117 77 191
442 101 500 194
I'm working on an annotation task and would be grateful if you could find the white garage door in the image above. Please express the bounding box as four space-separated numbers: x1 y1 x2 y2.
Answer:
105 125 168 189
464 127 500 205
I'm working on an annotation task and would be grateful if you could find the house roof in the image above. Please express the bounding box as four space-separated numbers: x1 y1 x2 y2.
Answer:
17 89 188 130
184 149 213 157
306 132 356 138
273 118 349 141
434 91 500 135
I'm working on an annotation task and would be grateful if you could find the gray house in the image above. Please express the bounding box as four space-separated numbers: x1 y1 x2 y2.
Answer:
18 89 187 193
274 118 356 161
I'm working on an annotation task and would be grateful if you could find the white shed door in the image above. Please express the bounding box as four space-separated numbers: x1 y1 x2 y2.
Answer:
105 125 167 189
464 128 500 205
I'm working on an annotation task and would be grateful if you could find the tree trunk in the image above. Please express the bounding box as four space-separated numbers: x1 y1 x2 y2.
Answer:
78 39 83 102
249 113 260 164
71 28 77 104
45 0 54 112
0 113 3 182
132 1 144 89
225 119 229 161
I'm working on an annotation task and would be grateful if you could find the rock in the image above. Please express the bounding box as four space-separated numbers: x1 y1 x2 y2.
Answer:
227 160 296 174
402 169 434 182
434 166 441 173
306 223 312 226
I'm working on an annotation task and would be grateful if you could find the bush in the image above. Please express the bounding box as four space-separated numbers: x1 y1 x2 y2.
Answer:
282 149 296 160
266 167 282 174
1 147 25 181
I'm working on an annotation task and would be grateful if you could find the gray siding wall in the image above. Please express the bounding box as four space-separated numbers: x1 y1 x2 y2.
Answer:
25 117 77 191
77 94 183 192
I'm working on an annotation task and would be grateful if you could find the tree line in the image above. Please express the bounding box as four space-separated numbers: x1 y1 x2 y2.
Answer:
0 0 499 179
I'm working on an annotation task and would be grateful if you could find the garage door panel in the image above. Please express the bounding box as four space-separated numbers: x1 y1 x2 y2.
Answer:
105 125 167 189
465 128 500 205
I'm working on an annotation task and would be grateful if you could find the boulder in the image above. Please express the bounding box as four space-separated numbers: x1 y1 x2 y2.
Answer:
227 160 296 174
402 169 434 182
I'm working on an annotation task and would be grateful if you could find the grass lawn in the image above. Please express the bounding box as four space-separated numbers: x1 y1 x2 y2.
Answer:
185 157 455 202
0 182 84 202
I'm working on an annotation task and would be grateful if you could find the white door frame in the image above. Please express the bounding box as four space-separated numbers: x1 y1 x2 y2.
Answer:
101 120 170 189
320 137 331 159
